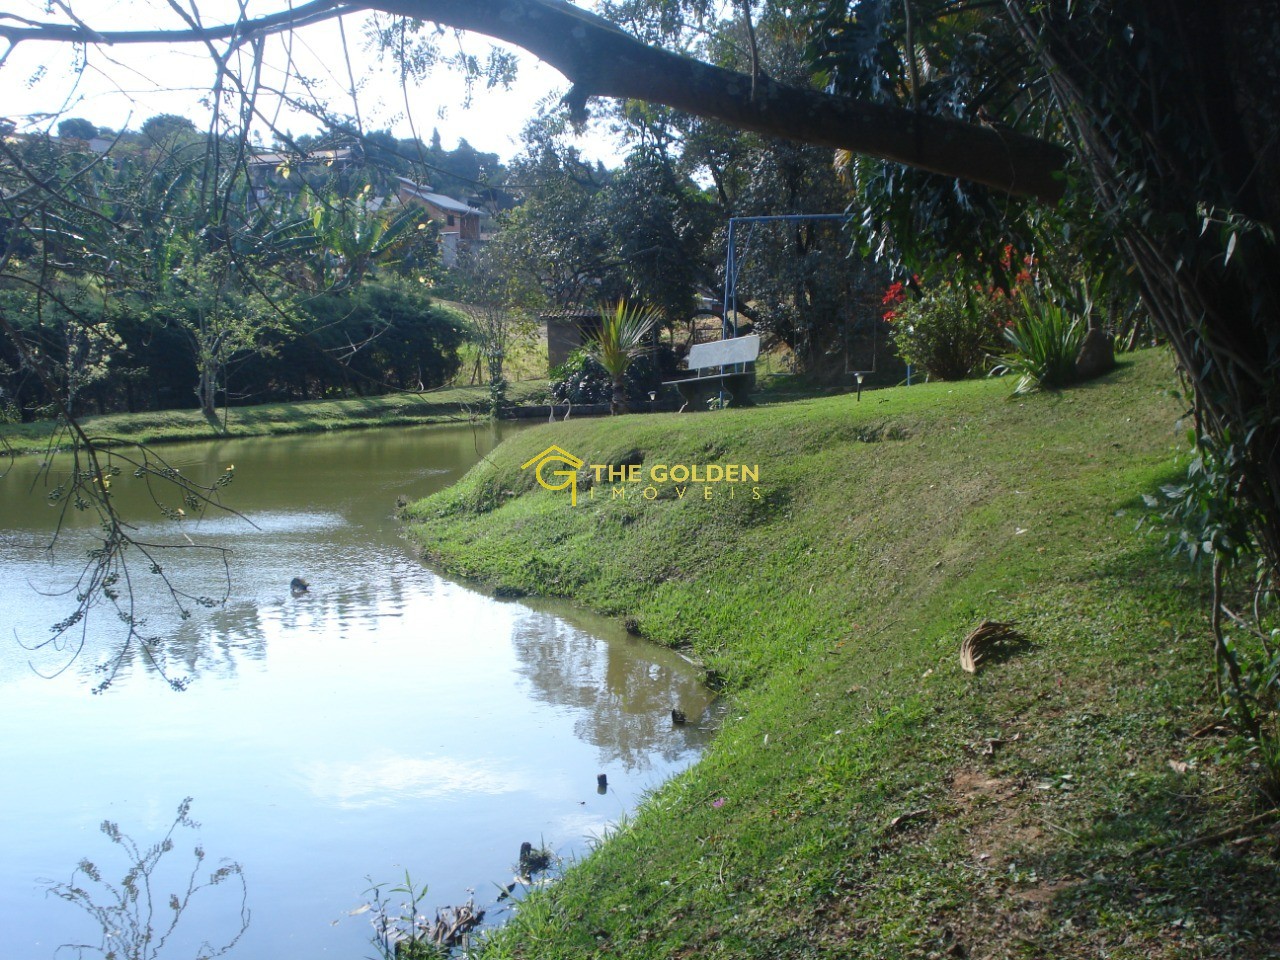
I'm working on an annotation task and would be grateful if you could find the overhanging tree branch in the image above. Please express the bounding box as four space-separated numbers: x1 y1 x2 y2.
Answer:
0 0 1068 201
0 0 350 46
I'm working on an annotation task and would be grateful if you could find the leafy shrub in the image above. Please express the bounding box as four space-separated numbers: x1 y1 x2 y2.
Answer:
1145 431 1258 568
241 279 466 403
887 285 1008 381
1144 431 1280 792
550 344 678 405
550 350 612 404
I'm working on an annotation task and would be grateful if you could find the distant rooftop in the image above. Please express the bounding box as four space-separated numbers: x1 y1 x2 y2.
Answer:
249 148 354 166
396 178 485 217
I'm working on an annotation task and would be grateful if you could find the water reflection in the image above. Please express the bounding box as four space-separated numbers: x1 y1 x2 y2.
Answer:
0 423 716 958
511 606 719 771
300 753 529 810
47 798 249 959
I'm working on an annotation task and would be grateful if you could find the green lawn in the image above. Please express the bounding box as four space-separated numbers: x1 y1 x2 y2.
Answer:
0 380 550 456
403 348 1280 958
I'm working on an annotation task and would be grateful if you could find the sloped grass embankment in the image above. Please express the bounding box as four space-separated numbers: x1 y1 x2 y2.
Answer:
404 349 1280 959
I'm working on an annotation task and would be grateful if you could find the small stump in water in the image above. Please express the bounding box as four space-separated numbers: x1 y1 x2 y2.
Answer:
518 841 553 878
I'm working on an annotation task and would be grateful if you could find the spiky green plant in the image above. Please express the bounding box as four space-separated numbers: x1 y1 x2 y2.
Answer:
582 300 660 414
998 294 1087 394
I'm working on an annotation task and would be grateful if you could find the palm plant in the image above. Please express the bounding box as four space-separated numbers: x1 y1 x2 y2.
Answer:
583 300 660 414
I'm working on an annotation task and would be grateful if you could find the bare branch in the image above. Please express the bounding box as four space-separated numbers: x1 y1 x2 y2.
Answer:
0 0 354 48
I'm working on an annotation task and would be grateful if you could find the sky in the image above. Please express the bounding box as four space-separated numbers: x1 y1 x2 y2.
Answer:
0 0 624 165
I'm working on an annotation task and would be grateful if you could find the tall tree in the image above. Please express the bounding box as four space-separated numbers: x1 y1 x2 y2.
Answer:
497 121 715 331
495 131 622 312
55 117 97 140
444 243 541 417
140 113 199 145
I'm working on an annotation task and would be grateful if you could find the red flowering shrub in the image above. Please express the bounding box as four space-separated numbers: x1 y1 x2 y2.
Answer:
881 281 907 321
886 283 1008 381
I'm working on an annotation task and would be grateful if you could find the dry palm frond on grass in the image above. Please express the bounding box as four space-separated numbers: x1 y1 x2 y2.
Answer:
960 620 1023 674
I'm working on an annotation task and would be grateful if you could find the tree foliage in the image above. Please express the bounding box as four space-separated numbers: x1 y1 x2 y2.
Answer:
56 117 97 141
498 131 717 331
0 121 474 419
888 284 1006 382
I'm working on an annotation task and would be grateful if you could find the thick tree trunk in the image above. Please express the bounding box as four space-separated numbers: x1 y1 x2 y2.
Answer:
610 375 626 416
1007 0 1280 576
198 361 219 419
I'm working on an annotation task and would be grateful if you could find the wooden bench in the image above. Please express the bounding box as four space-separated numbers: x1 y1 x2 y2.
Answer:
663 334 760 410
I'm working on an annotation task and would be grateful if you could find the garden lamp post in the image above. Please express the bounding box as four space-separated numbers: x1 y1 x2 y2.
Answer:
855 371 865 402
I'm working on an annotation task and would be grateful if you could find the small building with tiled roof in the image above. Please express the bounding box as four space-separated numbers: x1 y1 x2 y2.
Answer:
395 178 484 265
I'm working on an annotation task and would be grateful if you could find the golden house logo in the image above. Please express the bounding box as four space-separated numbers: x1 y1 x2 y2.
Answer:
521 445 586 506
521 445 760 507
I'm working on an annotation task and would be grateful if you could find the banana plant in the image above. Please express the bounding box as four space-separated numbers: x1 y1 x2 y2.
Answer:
262 184 435 291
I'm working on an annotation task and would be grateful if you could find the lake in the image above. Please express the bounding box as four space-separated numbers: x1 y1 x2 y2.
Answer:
0 422 716 958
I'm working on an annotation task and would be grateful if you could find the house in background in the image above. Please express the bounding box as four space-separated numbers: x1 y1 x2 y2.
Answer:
241 153 488 269
246 148 357 204
395 178 485 266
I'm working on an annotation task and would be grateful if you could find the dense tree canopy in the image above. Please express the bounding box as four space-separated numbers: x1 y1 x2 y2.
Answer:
55 117 97 141
492 129 716 332
0 118 471 419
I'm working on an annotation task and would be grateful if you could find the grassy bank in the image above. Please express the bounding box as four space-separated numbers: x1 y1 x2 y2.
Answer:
0 380 549 456
404 348 1280 959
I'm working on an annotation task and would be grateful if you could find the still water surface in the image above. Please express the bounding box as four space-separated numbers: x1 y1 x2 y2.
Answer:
0 423 715 957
